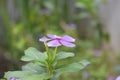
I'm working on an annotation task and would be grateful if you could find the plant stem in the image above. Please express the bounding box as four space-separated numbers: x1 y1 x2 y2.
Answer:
44 42 52 79
47 60 53 80
44 42 50 60
44 42 54 80
47 47 58 80
53 47 58 61
44 43 58 80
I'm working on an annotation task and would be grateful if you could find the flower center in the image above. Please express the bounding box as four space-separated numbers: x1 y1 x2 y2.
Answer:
55 38 61 41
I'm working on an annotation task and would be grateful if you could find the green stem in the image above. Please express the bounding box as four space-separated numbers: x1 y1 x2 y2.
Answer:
44 42 50 60
44 42 53 80
47 60 53 80
48 47 58 80
53 47 58 62
44 43 58 80
44 41 48 52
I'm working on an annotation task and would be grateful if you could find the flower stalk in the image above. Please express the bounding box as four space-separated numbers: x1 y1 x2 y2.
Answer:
53 47 58 62
39 34 76 80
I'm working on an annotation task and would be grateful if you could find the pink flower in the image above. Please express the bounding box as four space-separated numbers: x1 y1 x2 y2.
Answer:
116 76 120 80
39 34 75 47
9 77 22 80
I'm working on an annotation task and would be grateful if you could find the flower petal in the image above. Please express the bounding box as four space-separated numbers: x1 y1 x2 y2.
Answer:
47 34 56 39
47 34 61 39
116 76 120 80
60 40 75 47
62 35 75 42
39 37 50 42
47 40 61 47
9 77 16 80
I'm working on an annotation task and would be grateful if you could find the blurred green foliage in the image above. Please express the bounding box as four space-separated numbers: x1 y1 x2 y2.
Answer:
0 0 119 80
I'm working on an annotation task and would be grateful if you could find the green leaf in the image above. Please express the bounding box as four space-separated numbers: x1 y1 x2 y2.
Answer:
55 60 90 73
24 74 51 80
4 71 31 80
21 47 47 63
4 71 51 80
56 52 75 60
22 63 45 74
52 72 61 80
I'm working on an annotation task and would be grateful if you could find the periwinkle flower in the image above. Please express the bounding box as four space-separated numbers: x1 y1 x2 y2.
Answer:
9 77 16 80
116 76 120 80
61 22 76 31
40 8 52 15
68 23 76 30
94 49 101 57
82 72 89 79
9 77 22 80
39 34 75 47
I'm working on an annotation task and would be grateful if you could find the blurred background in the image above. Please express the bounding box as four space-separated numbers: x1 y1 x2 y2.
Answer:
0 0 120 80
